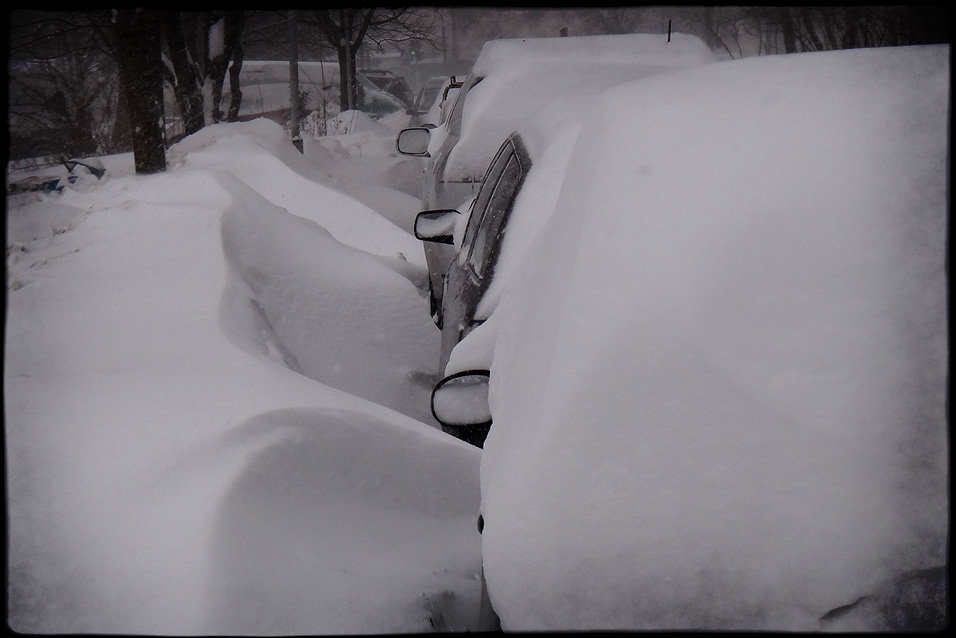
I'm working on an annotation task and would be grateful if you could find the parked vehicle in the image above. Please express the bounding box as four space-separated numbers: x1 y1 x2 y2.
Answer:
398 33 717 326
424 76 463 128
360 69 415 109
408 75 451 126
429 44 948 630
417 133 531 445
7 156 107 195
417 87 592 445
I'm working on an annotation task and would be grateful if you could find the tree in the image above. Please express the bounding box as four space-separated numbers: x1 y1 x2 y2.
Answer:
288 10 303 152
113 9 167 174
8 9 167 171
160 12 205 137
731 5 949 56
8 9 248 167
7 10 127 160
304 8 439 112
205 11 246 124
160 11 246 138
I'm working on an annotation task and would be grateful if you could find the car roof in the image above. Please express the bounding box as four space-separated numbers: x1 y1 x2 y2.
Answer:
443 33 717 183
471 32 715 76
476 42 951 340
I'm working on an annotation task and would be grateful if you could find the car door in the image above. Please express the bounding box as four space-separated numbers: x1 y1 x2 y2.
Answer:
438 134 532 371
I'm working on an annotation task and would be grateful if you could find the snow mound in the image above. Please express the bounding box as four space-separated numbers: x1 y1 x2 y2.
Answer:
6 112 480 634
205 406 482 634
218 174 440 423
168 118 425 265
327 109 394 136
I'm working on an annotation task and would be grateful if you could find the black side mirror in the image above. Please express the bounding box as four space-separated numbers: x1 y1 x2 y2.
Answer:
396 127 431 156
431 369 492 431
414 209 460 244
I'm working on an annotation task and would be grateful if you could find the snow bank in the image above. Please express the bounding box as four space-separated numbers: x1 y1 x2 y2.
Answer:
6 120 481 633
168 118 425 267
481 44 949 631
219 174 439 422
326 109 394 136
305 126 428 232
206 406 481 634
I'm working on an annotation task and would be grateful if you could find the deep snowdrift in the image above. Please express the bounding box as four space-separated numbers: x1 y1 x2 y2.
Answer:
6 119 482 634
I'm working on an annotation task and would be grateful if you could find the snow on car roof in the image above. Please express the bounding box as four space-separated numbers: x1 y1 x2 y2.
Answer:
471 32 716 76
444 33 717 182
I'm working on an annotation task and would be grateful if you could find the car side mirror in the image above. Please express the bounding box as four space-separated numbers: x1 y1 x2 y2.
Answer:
396 127 431 156
414 209 460 244
431 369 492 429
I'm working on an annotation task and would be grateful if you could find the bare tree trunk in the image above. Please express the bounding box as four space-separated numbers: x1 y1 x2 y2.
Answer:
114 9 166 174
206 14 228 124
289 10 302 152
204 12 244 124
777 7 799 53
798 7 826 52
818 7 841 50
224 12 244 122
161 12 204 136
702 6 717 49
226 43 243 122
341 9 357 112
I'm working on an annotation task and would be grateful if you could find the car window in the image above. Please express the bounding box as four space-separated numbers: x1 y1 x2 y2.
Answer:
468 153 522 278
459 138 514 259
458 135 530 280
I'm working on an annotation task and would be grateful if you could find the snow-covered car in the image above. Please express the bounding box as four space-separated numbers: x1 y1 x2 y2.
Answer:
431 43 949 630
414 96 587 377
397 33 717 324
361 69 415 109
408 75 454 127
429 77 463 128
6 157 107 195
415 88 601 446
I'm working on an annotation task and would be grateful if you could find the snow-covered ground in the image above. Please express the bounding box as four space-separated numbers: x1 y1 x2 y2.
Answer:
6 116 484 634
